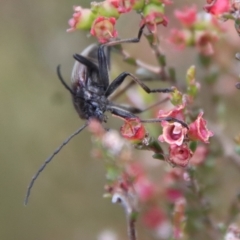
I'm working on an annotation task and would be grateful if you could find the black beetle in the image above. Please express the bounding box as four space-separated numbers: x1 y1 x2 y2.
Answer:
25 25 187 205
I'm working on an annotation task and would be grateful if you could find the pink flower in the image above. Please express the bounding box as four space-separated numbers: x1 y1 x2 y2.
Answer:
127 162 145 179
88 119 105 137
141 11 168 33
90 16 118 43
158 121 188 146
127 163 157 202
168 29 188 50
67 6 95 32
204 0 230 15
107 0 133 13
120 118 146 142
174 6 197 27
168 144 193 167
195 31 218 56
224 224 240 240
158 104 185 121
134 176 156 202
165 188 183 203
141 3 168 35
142 207 165 229
188 112 213 143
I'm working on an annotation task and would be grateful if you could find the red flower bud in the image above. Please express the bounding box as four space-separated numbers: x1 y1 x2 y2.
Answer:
168 144 193 167
158 121 188 146
188 112 213 143
90 16 118 43
120 118 146 142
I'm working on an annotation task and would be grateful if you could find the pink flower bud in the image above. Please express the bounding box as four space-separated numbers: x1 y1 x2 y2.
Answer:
174 6 197 27
67 6 95 32
158 121 188 146
120 118 146 142
188 112 213 143
168 144 193 167
90 16 118 43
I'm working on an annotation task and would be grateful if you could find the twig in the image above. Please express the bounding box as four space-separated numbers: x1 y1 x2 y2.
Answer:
112 189 138 240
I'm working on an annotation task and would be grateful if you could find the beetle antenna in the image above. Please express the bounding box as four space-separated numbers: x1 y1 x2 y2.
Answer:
140 117 188 129
57 65 75 95
24 123 88 205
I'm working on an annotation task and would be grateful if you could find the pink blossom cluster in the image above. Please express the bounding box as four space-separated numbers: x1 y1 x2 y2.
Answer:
168 5 226 55
67 0 171 43
120 105 213 168
158 108 213 167
127 164 188 237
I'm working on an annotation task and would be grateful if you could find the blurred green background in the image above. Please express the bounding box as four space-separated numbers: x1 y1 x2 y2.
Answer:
2 0 240 239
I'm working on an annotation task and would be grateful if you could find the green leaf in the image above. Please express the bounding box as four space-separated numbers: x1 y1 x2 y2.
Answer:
190 141 198 152
152 153 165 160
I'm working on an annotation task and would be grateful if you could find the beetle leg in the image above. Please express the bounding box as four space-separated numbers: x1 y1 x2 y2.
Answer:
103 24 145 47
105 72 173 97
120 98 170 114
107 104 137 119
73 54 99 72
107 105 188 129
98 24 146 91
97 45 110 91
140 118 188 129
109 103 142 114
